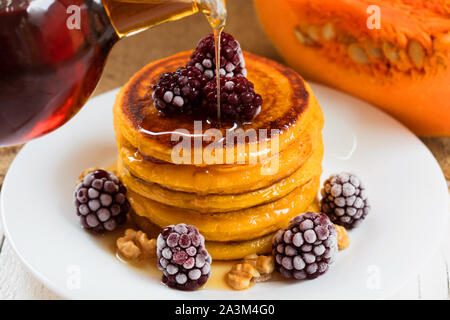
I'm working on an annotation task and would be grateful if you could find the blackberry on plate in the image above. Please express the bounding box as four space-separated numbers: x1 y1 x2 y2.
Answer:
74 169 129 233
203 75 263 121
187 32 247 79
273 212 338 280
152 66 208 115
320 173 370 229
157 224 212 291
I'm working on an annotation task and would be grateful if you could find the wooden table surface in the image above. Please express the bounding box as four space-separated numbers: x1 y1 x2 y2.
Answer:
0 0 449 299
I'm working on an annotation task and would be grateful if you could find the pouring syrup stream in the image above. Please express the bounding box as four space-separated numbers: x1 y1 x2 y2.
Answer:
199 0 227 121
214 27 224 121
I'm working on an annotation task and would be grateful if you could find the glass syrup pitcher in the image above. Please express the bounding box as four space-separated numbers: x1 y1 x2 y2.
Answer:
0 0 226 146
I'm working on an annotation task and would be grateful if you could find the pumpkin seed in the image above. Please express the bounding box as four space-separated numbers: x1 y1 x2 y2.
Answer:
322 23 335 41
365 42 383 59
407 39 425 69
397 50 413 71
307 25 321 43
294 27 314 45
382 42 400 63
348 44 369 64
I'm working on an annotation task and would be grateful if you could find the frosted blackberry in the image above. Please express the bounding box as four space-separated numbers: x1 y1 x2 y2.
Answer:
74 169 129 233
152 66 208 115
273 212 338 280
187 32 247 79
157 224 212 291
203 75 263 121
320 173 370 229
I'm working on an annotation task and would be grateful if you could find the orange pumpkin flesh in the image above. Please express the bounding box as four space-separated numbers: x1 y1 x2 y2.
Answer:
254 0 450 136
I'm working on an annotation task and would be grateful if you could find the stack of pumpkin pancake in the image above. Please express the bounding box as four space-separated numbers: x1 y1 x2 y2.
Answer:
113 51 324 260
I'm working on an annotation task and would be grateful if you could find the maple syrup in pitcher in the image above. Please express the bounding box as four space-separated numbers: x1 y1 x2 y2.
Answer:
0 0 226 146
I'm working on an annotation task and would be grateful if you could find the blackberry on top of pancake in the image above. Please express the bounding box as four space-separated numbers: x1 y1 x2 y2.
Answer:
187 32 247 79
152 66 208 116
203 75 263 121
152 32 262 122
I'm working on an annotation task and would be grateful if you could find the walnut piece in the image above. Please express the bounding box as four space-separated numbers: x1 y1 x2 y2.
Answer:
253 273 272 283
117 229 156 260
255 255 275 274
335 224 350 250
117 237 141 260
226 263 260 290
244 254 275 275
227 254 275 290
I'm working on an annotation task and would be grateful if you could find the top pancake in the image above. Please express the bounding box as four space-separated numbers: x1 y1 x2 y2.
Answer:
114 51 315 165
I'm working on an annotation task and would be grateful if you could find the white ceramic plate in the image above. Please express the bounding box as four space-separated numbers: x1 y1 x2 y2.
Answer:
1 84 448 299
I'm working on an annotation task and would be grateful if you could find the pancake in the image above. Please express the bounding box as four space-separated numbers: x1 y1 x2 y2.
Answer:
130 201 320 260
119 141 323 212
127 177 320 242
113 51 318 166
